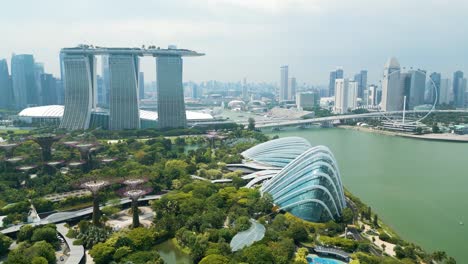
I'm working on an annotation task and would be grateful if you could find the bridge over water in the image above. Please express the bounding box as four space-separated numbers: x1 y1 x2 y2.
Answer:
245 110 468 129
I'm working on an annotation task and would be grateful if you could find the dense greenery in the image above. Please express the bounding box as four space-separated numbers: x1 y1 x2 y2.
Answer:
0 127 458 263
4 224 59 264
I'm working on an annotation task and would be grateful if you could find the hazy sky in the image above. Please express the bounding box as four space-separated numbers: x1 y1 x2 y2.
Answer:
1 0 467 84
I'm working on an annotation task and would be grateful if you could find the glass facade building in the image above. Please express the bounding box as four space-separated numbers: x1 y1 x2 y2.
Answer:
108 54 140 130
0 59 13 109
60 54 96 130
11 54 36 109
241 137 311 168
156 55 187 128
241 137 346 223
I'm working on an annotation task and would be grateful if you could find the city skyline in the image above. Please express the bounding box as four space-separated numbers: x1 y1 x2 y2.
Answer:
1 0 467 84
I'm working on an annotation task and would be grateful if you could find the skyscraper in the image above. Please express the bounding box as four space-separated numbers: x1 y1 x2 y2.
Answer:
354 70 367 98
40 74 57 105
0 59 13 109
242 77 248 101
34 63 44 105
348 81 358 110
405 70 426 109
11 54 36 109
280 66 288 101
157 55 186 128
101 55 110 107
328 71 337 97
288 77 296 100
336 68 344 79
427 72 441 105
381 57 403 111
329 67 343 97
60 54 96 130
108 54 140 130
334 79 349 114
368 84 378 106
139 72 145 100
56 79 64 105
453 71 464 107
458 78 467 108
439 79 452 105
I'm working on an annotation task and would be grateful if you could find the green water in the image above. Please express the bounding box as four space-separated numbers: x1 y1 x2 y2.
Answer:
155 239 192 264
267 128 468 262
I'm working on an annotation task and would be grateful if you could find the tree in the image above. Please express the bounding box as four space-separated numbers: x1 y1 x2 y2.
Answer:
432 251 447 261
89 243 115 264
31 227 59 246
287 221 308 243
27 241 56 264
342 207 354 224
241 244 274 264
373 214 379 227
199 254 229 264
366 206 372 220
294 247 309 264
432 124 441 133
248 118 256 130
31 257 48 264
0 233 13 256
234 216 251 232
445 257 457 264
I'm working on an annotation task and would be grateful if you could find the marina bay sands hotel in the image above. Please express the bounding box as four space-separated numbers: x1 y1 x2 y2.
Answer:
59 45 204 130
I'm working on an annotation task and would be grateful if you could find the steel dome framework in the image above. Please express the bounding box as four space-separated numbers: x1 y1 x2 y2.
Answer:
243 137 346 222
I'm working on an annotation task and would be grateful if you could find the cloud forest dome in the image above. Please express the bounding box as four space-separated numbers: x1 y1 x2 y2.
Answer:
260 145 346 222
241 137 312 168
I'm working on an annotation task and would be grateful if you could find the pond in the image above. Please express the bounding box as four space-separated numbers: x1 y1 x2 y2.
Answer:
154 239 192 264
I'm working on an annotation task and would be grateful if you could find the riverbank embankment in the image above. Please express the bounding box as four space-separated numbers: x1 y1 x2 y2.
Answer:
338 125 468 142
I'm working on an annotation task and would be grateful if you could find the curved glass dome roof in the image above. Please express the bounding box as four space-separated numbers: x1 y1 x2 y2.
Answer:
260 145 346 222
241 137 311 168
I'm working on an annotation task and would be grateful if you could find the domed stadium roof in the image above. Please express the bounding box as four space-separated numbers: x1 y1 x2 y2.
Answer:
18 105 64 118
241 137 311 168
260 145 346 222
18 105 213 121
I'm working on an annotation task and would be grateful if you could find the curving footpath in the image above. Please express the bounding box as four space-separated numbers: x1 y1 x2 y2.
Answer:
57 223 85 264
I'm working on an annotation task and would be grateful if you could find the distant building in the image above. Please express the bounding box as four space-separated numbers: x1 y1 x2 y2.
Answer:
288 77 296 100
334 79 349 114
108 54 140 130
296 92 318 109
279 66 288 101
381 57 403 111
354 70 367 98
368 84 378 106
428 72 441 105
139 72 145 100
40 74 57 105
192 84 200 99
56 79 64 105
11 54 37 109
0 59 13 109
348 81 358 110
405 70 426 110
328 67 344 97
242 77 248 101
34 63 44 105
453 71 464 107
439 78 451 105
157 55 187 128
